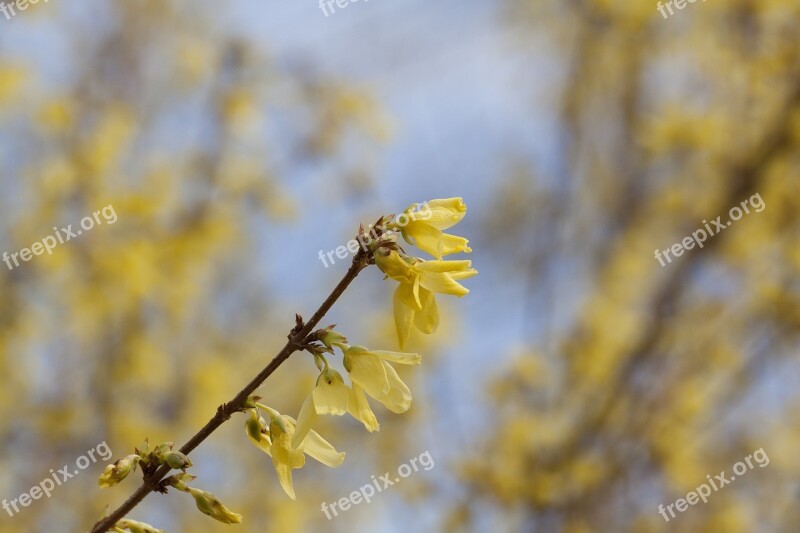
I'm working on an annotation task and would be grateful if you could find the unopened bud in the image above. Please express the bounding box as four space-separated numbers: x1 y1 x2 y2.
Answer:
169 472 197 493
188 487 243 524
161 450 193 470
98 455 140 488
115 518 165 533
319 327 348 350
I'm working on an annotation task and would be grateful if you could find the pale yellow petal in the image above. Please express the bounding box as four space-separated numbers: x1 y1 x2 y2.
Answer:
302 430 345 467
312 370 350 416
393 286 415 350
415 260 473 273
291 394 317 448
413 287 439 334
450 268 478 281
374 250 415 282
345 350 389 398
272 459 296 500
403 221 444 258
368 349 421 365
418 271 470 297
421 197 467 230
396 281 422 310
376 362 412 413
348 383 380 432
270 421 306 468
439 233 472 256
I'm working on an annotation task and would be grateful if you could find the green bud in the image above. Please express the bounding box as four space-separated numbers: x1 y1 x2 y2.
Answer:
134 439 151 460
160 450 193 470
115 518 165 533
152 442 173 456
169 472 197 493
319 327 348 350
245 409 263 442
98 455 140 488
188 487 243 524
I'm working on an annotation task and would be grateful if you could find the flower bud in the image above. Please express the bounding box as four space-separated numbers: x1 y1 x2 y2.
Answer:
168 472 197 493
318 327 348 350
134 440 152 466
188 487 243 524
245 409 264 442
152 442 173 456
116 518 165 533
160 450 193 470
98 455 140 488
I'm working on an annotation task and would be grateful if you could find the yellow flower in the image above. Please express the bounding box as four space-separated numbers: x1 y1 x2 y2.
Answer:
292 367 352 447
187 487 243 524
376 250 478 348
342 345 420 413
246 405 345 500
395 198 472 259
98 455 140 488
292 363 382 443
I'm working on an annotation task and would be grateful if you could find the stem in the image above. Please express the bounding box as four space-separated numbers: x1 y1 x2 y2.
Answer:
90 252 369 532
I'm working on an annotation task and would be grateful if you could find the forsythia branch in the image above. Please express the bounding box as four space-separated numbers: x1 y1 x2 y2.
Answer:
91 198 476 532
90 250 370 533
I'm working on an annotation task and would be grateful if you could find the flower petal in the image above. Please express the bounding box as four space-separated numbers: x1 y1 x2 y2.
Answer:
450 268 478 281
415 260 473 273
302 430 345 467
291 394 317 449
393 286 415 350
348 383 380 432
439 233 472 256
271 458 296 500
345 350 390 398
376 362 412 414
418 270 470 297
313 369 350 416
396 281 422 311
413 287 439 334
369 349 421 365
403 221 445 258
422 197 467 230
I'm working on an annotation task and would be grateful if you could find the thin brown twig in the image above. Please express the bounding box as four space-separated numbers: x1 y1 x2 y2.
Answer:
90 249 370 533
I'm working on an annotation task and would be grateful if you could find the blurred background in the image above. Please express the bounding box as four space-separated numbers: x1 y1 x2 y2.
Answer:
1 0 799 531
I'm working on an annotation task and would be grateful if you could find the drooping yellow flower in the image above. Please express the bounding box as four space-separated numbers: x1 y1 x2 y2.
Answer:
341 345 420 413
292 367 353 447
394 197 472 259
98 455 140 488
246 405 345 500
376 250 478 348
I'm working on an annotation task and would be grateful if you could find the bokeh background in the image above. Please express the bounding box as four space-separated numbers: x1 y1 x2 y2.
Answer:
1 0 800 531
